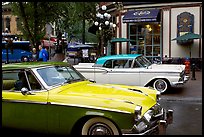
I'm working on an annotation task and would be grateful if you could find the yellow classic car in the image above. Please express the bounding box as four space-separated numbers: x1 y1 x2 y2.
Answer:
2 62 173 135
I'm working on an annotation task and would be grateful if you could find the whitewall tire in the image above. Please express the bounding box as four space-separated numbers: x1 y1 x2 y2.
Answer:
81 117 119 135
153 79 168 94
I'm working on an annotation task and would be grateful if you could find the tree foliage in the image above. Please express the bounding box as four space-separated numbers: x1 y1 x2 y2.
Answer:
10 2 99 49
56 2 98 43
11 2 66 48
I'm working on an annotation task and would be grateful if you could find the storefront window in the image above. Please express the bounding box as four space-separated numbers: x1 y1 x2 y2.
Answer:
16 17 21 31
145 34 152 45
153 35 160 44
2 18 4 32
146 46 152 56
128 23 161 62
5 17 10 32
153 46 160 56
130 25 137 34
137 46 144 54
138 35 145 45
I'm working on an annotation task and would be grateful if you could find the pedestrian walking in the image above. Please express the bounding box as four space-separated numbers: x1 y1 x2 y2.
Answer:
45 47 49 60
31 47 38 61
38 45 48 62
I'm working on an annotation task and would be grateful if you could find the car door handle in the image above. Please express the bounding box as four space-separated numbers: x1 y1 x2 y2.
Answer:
102 70 108 74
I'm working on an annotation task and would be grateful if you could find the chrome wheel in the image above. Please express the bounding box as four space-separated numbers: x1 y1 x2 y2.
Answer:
21 56 28 62
153 79 168 94
81 117 119 135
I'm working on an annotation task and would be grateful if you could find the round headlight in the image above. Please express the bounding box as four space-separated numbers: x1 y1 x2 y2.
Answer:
156 91 161 101
134 105 142 121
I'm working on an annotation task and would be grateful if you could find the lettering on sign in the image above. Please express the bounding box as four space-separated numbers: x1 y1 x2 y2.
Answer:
133 10 150 16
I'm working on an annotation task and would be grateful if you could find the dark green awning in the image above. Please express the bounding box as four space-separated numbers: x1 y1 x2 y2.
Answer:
172 32 202 41
110 38 135 43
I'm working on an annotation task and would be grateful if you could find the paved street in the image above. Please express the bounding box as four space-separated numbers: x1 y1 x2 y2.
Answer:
160 100 202 135
161 70 202 101
160 70 202 135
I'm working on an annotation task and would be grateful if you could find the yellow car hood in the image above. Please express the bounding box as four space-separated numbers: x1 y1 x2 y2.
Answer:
48 81 157 115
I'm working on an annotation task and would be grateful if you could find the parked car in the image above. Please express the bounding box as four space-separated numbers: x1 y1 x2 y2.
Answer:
2 62 173 135
73 54 190 94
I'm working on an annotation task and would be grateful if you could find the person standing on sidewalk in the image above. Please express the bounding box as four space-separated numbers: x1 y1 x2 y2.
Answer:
31 47 38 61
38 45 48 62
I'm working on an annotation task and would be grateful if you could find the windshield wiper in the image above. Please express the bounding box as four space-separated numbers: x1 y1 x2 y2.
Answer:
62 78 82 84
72 78 82 82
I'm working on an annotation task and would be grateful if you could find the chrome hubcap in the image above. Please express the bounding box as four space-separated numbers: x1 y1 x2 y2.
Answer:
88 123 113 135
155 80 166 92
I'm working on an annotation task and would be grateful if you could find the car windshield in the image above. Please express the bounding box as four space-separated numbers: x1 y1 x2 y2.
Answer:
37 65 86 86
135 56 152 67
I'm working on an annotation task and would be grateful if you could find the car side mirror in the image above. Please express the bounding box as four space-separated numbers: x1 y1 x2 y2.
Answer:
21 87 32 95
89 79 96 83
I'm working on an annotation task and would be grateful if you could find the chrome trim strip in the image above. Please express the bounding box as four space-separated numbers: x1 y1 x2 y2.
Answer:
172 81 184 85
122 124 158 135
51 102 131 114
2 99 131 114
2 99 47 105
78 69 180 74
154 108 164 117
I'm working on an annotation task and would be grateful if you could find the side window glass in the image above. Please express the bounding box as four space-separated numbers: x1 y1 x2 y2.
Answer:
113 60 119 68
27 71 42 91
103 60 112 68
124 60 133 68
15 71 29 90
113 60 128 68
2 70 28 91
133 60 141 68
2 71 19 91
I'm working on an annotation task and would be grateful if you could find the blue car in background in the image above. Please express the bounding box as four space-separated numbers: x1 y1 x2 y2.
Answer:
2 41 32 62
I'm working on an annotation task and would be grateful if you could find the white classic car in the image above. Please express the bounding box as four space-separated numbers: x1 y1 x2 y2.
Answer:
73 54 190 94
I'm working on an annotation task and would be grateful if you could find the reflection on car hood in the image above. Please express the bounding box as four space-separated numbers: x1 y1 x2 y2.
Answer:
48 81 157 115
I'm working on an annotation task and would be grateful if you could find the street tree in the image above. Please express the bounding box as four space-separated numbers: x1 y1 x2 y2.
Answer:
56 2 98 44
11 2 64 49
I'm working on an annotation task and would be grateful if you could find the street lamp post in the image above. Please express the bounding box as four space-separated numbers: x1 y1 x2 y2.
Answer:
94 5 116 56
113 2 123 54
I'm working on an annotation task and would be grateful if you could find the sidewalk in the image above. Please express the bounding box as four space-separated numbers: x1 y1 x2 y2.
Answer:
161 70 202 102
50 53 65 62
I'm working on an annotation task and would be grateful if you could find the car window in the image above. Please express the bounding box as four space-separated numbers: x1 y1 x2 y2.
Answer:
2 70 29 91
112 59 129 68
2 70 42 92
133 60 141 68
103 60 112 68
37 67 65 86
3 71 19 91
135 56 152 67
124 60 133 68
37 66 85 87
27 71 42 91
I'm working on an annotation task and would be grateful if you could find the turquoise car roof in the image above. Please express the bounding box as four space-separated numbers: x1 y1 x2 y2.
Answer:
96 54 142 65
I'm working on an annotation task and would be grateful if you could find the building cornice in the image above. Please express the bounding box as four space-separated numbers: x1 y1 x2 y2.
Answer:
122 2 202 9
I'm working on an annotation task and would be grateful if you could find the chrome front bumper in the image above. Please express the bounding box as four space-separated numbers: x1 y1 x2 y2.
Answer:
122 109 173 135
172 75 190 86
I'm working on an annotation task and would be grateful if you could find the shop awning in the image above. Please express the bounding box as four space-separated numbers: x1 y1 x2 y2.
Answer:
172 32 202 41
110 38 135 43
123 9 160 23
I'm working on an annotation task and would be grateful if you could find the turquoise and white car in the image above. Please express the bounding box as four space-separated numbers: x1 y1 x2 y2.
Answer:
74 54 190 94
